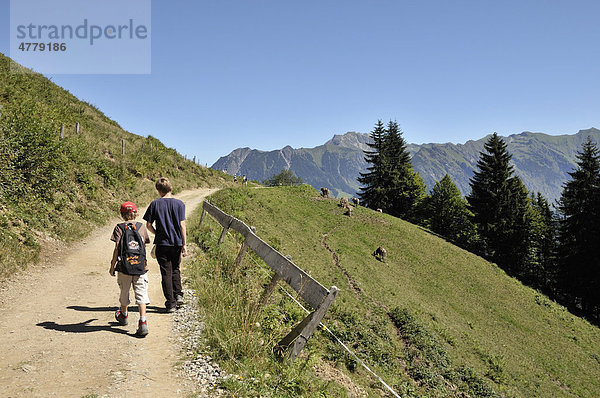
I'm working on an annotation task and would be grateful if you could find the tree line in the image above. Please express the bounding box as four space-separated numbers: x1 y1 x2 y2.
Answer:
359 120 600 323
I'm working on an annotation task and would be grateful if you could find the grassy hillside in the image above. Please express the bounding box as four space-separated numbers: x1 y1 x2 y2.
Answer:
188 185 600 397
0 53 228 277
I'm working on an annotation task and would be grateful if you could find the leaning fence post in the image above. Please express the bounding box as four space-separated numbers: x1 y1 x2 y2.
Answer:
201 201 339 361
259 273 282 306
258 254 290 306
75 122 80 135
199 208 206 227
276 285 339 362
217 219 233 245
234 226 256 268
59 124 65 140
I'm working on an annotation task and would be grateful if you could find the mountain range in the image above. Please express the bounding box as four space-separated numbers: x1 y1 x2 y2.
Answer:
213 128 600 203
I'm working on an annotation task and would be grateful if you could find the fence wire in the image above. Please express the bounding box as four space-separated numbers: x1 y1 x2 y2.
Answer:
209 213 402 397
244 252 402 398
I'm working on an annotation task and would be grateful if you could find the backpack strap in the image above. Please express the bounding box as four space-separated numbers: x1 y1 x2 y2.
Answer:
135 222 143 231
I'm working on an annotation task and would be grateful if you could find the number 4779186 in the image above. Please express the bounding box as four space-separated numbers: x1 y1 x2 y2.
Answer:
18 42 67 51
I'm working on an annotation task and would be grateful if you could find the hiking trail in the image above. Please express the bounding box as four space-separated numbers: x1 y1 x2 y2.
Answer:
0 188 217 397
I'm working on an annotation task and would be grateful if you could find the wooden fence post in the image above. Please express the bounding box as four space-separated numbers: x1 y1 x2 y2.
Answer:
259 273 282 306
234 226 256 268
275 286 339 361
217 219 233 245
75 122 80 135
122 139 125 155
60 124 65 140
258 254 291 306
199 208 206 227
201 200 339 361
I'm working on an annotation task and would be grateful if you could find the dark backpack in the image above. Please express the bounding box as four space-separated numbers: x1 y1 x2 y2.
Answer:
117 222 147 275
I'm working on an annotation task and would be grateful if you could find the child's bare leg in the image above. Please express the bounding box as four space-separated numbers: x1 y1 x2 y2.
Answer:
121 305 128 314
138 303 147 317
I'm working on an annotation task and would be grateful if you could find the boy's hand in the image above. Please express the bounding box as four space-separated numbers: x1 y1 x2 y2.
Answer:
182 245 188 257
109 265 116 277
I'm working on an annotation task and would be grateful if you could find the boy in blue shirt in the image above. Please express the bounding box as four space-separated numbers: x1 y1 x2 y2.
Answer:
143 178 187 312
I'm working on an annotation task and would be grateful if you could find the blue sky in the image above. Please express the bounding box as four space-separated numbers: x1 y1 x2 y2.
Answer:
2 1 600 165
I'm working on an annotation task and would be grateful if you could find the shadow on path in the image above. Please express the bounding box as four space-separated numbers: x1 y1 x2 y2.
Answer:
67 305 167 314
36 318 144 337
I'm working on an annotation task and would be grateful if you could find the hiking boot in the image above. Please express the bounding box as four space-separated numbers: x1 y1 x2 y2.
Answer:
136 320 149 337
115 310 128 326
176 294 184 307
165 305 177 313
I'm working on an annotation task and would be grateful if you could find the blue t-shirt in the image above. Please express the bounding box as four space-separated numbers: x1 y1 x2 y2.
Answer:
143 197 186 246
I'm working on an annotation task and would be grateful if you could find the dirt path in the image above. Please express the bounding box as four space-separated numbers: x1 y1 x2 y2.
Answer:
0 188 217 397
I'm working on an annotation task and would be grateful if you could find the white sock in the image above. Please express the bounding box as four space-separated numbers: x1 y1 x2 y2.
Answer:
140 316 146 322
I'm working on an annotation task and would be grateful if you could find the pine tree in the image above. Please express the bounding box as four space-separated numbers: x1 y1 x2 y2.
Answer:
426 174 476 248
358 120 425 220
467 133 533 276
528 192 559 292
358 120 387 210
508 178 537 279
384 121 426 221
558 138 600 316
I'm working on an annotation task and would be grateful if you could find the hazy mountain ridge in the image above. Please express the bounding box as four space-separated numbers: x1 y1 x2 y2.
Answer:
213 128 600 201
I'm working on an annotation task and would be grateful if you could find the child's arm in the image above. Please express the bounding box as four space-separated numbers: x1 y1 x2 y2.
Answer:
181 220 187 257
109 243 118 276
146 221 156 235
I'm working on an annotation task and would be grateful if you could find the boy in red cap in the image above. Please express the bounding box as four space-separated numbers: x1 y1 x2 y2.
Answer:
109 201 151 336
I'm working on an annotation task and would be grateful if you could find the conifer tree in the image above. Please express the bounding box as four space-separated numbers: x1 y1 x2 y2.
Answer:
426 174 475 248
528 192 559 292
558 138 600 316
358 120 387 210
358 120 425 221
383 121 426 221
467 133 533 276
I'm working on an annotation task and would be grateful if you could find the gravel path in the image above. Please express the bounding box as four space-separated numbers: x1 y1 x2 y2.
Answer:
172 289 229 397
0 188 224 397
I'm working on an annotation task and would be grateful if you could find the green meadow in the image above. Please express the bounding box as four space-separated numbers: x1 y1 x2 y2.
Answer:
188 185 600 397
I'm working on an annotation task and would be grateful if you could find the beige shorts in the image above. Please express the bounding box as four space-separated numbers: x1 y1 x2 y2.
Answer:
117 272 150 306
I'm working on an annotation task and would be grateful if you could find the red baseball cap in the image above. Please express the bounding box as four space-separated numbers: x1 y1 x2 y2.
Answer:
120 201 138 213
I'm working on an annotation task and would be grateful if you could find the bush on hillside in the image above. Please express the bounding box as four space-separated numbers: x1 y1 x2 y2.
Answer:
263 169 304 187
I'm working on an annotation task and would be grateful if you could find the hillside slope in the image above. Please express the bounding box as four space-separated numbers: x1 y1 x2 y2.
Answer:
0 53 226 277
193 185 600 397
213 129 600 201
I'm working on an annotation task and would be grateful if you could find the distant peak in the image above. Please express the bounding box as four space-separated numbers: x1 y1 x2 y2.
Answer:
578 127 600 134
325 131 371 150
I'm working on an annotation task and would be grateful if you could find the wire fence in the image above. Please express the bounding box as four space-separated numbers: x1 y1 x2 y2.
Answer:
206 198 402 397
240 237 402 398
